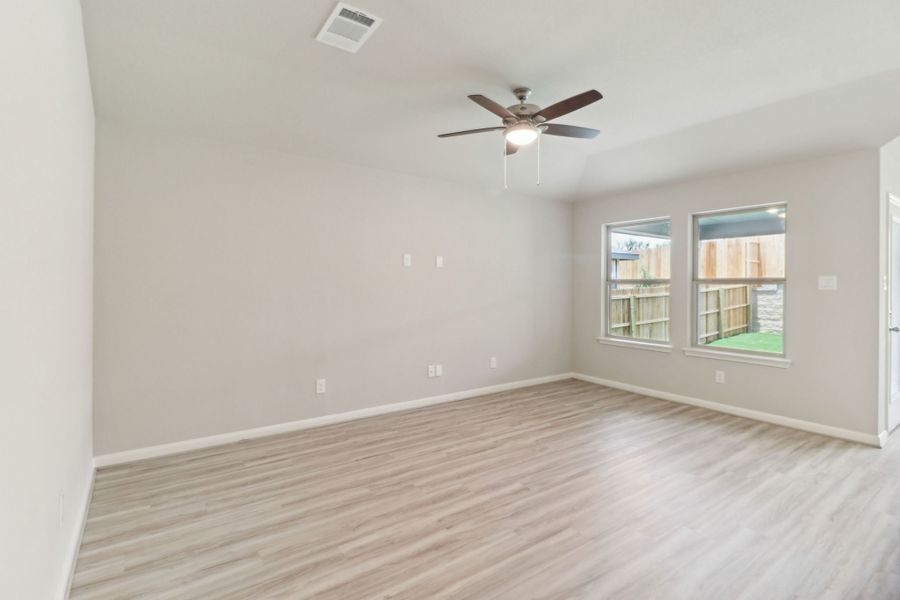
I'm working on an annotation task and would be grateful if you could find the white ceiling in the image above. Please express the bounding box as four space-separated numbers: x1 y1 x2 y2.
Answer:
81 0 900 200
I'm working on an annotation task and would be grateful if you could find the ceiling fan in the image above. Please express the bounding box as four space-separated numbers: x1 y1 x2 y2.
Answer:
438 87 603 155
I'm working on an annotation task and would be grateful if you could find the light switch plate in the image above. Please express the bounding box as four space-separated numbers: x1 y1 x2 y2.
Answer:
436 255 444 268
818 275 838 291
403 253 412 267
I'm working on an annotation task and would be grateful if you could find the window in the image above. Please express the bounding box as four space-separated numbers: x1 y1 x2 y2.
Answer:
692 206 786 355
605 219 671 343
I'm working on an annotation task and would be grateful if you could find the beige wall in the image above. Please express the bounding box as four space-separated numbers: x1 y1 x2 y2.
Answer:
94 130 886 452
0 0 95 598
574 151 881 436
93 122 573 455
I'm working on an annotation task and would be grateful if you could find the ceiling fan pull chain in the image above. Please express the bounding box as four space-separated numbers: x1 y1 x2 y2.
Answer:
536 133 541 186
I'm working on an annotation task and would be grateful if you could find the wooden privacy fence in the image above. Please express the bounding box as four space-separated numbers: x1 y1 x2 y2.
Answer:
614 235 784 280
697 285 752 342
608 286 670 341
615 245 671 279
609 285 751 343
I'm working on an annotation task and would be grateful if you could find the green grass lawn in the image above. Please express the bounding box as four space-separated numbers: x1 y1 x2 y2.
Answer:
708 332 783 354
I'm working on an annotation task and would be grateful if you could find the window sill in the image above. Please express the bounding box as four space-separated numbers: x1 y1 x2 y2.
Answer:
681 347 792 369
596 337 673 353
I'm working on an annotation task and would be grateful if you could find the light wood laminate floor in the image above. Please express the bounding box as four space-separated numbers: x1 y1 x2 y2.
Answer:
71 380 900 599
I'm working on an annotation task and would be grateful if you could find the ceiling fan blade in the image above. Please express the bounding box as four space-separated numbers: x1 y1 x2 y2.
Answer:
468 95 517 120
541 124 601 139
534 90 603 122
506 141 518 156
437 126 506 138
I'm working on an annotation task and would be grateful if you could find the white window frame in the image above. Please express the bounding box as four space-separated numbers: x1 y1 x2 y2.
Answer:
598 217 673 352
683 203 791 368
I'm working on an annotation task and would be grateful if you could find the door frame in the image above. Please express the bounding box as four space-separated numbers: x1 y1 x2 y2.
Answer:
881 192 900 442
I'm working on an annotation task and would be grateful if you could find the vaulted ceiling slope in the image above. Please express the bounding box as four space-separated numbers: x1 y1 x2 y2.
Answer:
81 0 900 200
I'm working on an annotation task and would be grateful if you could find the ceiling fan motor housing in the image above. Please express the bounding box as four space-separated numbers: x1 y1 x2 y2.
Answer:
507 87 541 123
508 103 542 118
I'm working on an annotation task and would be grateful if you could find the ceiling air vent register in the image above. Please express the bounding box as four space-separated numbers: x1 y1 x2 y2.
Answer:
316 3 382 53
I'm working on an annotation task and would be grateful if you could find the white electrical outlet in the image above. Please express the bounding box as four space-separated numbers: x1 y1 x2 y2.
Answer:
427 365 436 378
490 356 497 369
436 364 443 377
435 255 444 268
715 370 725 384
316 378 327 394
403 253 412 267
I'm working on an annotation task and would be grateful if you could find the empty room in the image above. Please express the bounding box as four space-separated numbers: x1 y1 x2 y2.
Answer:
6 1 900 598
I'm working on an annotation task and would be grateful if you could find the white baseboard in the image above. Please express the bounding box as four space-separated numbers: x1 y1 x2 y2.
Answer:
571 373 883 447
95 371 883 469
94 373 576 468
59 465 95 600
878 430 889 448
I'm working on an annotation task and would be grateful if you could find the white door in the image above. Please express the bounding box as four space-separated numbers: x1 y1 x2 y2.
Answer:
889 197 900 432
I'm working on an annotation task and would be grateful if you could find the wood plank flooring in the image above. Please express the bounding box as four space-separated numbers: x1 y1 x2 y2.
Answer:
71 380 900 599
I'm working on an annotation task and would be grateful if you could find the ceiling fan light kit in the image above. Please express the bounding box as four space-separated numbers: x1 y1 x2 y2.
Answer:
438 86 603 188
505 122 540 146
